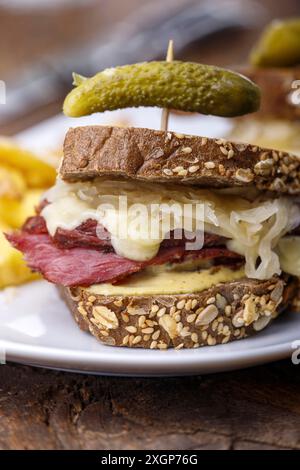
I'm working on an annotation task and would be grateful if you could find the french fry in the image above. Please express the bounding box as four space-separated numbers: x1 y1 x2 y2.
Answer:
0 188 43 228
0 138 56 288
0 165 26 199
0 137 57 188
0 224 40 288
0 187 43 286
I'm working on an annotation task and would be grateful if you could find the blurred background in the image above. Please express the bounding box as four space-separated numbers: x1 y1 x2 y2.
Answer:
0 0 299 134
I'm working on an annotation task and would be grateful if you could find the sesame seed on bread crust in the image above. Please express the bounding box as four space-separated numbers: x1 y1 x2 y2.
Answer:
61 125 300 195
58 274 298 349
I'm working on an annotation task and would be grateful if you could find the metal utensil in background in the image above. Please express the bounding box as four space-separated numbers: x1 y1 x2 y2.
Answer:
0 0 92 8
0 0 267 126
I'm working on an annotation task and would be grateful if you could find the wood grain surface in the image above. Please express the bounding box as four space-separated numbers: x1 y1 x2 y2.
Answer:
0 361 300 450
1 0 300 451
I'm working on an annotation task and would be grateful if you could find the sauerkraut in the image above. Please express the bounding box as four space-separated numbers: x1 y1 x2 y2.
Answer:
42 177 300 280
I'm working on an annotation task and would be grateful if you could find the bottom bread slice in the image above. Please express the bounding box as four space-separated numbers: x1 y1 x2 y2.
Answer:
58 275 298 349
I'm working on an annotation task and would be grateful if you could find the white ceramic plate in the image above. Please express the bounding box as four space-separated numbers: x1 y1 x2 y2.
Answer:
0 109 299 376
0 281 299 376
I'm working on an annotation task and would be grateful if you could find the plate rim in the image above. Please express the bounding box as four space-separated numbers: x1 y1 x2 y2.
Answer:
1 334 294 376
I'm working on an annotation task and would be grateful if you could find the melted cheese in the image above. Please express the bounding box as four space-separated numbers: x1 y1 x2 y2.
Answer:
277 236 300 277
42 177 300 279
87 266 245 296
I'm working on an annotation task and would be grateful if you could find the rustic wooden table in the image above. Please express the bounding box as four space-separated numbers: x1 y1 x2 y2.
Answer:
0 0 300 450
1 361 300 450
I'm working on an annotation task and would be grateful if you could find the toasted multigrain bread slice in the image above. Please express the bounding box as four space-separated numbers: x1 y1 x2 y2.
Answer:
236 66 300 121
61 126 300 195
58 275 298 349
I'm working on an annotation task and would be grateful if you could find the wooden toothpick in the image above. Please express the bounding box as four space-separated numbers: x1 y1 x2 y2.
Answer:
160 40 174 131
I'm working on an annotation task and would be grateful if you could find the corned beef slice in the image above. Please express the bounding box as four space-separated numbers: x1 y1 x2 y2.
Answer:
23 215 226 251
7 227 242 287
23 215 48 234
7 232 143 286
54 220 111 250
23 216 112 250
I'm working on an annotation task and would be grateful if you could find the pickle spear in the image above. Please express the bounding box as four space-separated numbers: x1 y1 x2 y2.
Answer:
63 61 260 118
250 18 300 67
